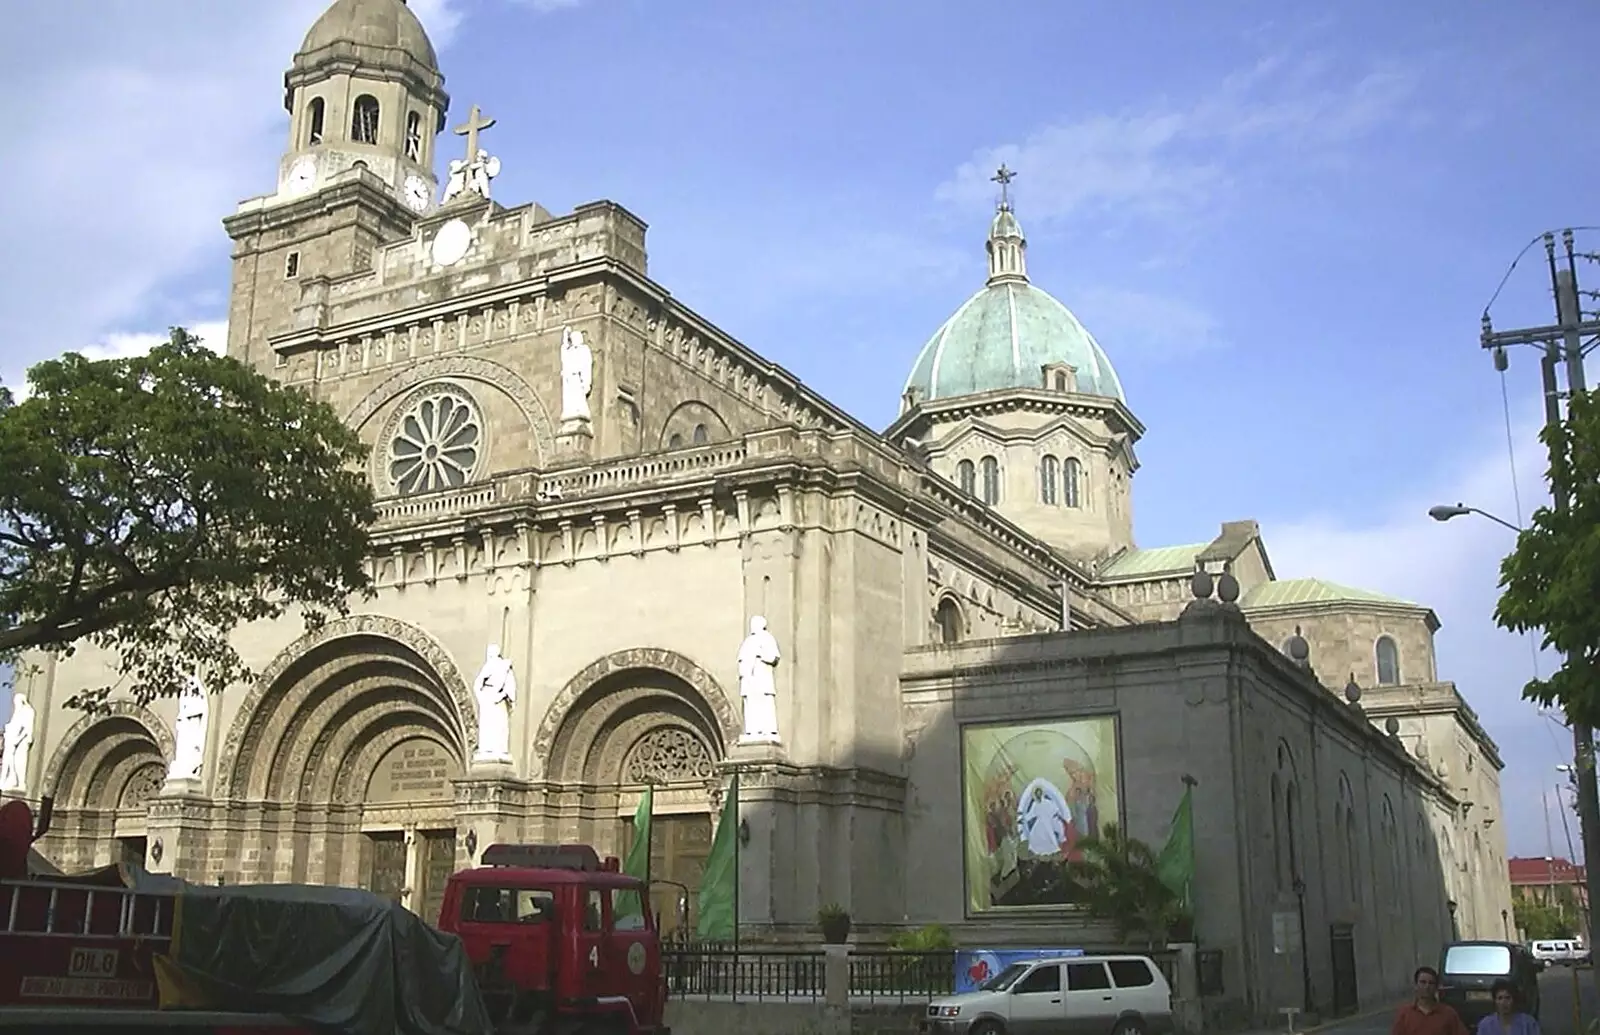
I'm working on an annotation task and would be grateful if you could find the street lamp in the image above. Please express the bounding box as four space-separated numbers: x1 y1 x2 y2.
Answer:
1427 503 1524 534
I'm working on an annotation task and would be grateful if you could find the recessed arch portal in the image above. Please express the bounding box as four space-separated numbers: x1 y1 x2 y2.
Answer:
219 615 473 801
43 704 173 810
532 648 739 782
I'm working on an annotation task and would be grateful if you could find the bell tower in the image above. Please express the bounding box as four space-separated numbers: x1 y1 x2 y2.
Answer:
223 0 450 369
275 0 449 214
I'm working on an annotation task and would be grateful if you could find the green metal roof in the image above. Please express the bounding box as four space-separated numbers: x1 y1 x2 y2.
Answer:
902 201 1124 405
1100 544 1206 579
1241 577 1417 609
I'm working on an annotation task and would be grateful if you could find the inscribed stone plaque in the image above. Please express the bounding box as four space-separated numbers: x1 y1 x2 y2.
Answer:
366 738 459 804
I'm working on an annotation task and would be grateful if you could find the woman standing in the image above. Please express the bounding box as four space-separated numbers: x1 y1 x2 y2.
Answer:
1477 979 1541 1035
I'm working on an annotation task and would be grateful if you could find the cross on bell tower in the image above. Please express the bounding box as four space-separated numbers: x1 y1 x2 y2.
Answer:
454 105 496 167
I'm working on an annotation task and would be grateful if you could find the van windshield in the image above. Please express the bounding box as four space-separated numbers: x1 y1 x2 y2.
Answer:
981 964 1029 992
1444 945 1511 975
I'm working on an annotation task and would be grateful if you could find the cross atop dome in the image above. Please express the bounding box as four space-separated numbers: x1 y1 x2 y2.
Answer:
992 164 1016 210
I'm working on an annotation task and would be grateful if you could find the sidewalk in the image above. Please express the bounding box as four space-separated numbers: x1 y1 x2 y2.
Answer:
1230 1003 1394 1035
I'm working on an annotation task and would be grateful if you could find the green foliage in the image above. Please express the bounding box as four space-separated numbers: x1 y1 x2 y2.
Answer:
817 903 851 925
0 328 375 707
1496 387 1600 724
1066 822 1189 946
1514 898 1578 941
888 924 955 951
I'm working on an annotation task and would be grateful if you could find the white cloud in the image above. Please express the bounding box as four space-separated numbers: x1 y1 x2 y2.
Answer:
1264 400 1572 858
934 53 1417 225
1072 286 1224 360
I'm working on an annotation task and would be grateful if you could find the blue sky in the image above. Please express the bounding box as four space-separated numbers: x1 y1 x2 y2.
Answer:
2 0 1597 860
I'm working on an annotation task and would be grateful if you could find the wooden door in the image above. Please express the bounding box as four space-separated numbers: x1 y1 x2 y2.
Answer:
627 814 712 936
417 830 457 925
363 832 406 904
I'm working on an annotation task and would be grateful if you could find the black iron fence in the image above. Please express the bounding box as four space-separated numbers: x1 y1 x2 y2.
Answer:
662 944 1190 1004
662 945 957 1002
664 946 824 1001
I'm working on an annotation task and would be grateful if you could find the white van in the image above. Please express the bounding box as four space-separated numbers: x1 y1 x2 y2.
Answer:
1532 939 1583 966
921 954 1173 1035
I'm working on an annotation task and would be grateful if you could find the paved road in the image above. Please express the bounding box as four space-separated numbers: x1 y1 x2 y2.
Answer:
1308 968 1600 1035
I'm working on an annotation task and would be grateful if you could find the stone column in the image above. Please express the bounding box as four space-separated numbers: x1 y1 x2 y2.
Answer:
724 744 791 933
146 781 213 881
453 772 529 871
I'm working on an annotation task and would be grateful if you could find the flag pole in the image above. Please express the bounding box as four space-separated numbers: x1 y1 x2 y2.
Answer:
732 772 741 957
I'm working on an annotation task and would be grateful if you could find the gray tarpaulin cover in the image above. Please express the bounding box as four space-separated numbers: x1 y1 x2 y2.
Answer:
130 867 492 1035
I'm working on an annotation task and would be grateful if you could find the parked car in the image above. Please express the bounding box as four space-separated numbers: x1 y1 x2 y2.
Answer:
1439 941 1542 1027
921 954 1173 1035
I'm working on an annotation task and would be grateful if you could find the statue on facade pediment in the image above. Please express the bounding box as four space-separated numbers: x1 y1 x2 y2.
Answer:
167 676 208 783
0 691 34 793
737 616 781 743
473 645 516 763
560 327 593 424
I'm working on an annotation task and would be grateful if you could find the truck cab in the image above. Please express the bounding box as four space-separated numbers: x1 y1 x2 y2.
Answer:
438 843 668 1035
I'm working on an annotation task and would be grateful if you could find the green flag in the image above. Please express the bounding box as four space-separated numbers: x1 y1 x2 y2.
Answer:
1155 782 1195 911
696 774 739 942
617 785 653 920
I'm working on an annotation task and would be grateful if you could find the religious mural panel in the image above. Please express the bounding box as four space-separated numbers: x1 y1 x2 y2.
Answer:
961 715 1121 913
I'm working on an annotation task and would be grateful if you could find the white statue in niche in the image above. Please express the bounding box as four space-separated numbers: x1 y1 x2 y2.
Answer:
473 645 517 763
167 676 208 783
736 616 781 742
1 691 35 793
559 326 593 424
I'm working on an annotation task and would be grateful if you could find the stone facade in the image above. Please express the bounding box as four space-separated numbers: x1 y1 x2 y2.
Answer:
901 598 1462 1022
3 0 1512 1023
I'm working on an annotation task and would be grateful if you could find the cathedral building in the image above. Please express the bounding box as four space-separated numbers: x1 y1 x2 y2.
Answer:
5 0 1511 1018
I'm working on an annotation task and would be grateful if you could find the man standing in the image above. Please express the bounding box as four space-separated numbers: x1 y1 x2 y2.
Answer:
1393 967 1470 1035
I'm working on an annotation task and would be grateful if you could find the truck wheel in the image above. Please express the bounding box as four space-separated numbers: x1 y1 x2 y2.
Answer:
969 1022 1004 1035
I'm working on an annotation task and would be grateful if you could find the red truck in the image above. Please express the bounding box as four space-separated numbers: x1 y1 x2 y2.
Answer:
0 797 670 1035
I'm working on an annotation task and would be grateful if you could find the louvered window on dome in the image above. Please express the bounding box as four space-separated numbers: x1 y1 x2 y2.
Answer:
1063 458 1082 508
980 456 1001 504
352 95 380 145
1375 635 1401 685
1040 455 1059 505
306 97 325 146
957 459 976 495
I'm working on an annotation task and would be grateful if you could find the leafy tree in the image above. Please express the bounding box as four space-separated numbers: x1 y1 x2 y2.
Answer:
1496 387 1600 723
1515 898 1577 941
0 328 376 707
1064 823 1188 946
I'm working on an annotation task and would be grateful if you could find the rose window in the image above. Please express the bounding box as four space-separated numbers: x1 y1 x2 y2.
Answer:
625 728 717 784
389 390 481 494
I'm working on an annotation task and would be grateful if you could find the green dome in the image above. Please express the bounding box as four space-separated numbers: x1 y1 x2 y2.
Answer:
903 197 1125 404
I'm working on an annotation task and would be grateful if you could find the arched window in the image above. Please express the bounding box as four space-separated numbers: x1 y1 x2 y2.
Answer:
692 424 708 445
667 433 683 450
404 111 422 161
1063 457 1082 508
1338 775 1359 904
352 95 380 145
1375 636 1401 685
980 456 1000 505
1271 774 1284 890
957 459 976 496
306 97 325 146
935 598 964 644
1039 455 1059 505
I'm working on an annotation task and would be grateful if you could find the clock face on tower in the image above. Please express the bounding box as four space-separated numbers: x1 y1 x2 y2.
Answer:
285 156 317 196
401 174 431 213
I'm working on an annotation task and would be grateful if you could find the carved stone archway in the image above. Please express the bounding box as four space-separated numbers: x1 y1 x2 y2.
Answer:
41 703 173 804
532 648 739 781
344 356 557 467
217 614 474 799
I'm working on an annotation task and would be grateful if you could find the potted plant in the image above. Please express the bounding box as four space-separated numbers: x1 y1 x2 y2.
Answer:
817 904 852 944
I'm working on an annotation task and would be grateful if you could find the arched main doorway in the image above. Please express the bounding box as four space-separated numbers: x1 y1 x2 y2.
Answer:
40 705 172 872
541 651 737 935
221 619 472 919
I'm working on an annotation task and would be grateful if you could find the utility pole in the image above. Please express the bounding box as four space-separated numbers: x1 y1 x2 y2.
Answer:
1482 229 1600 962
